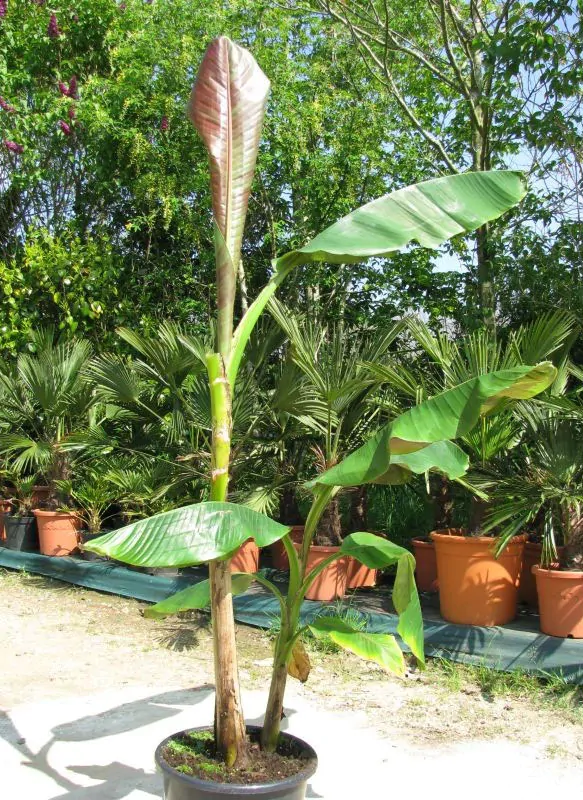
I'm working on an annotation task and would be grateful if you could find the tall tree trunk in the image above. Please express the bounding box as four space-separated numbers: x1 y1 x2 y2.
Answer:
470 0 495 335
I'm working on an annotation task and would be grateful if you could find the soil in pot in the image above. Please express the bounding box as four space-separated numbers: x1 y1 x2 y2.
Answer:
431 529 526 627
156 725 317 800
4 514 39 552
230 539 259 574
33 510 81 557
294 543 347 601
412 537 439 593
519 541 565 607
271 525 304 571
534 566 583 638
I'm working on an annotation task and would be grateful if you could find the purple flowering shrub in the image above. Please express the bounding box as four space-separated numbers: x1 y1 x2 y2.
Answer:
4 140 24 154
47 13 60 38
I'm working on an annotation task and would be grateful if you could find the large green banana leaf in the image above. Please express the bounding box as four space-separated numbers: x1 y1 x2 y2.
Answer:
314 363 556 487
83 502 290 567
143 573 255 619
275 171 526 271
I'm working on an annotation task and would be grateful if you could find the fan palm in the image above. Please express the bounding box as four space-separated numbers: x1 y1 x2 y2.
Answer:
0 328 96 505
368 311 578 532
483 412 583 567
268 298 404 542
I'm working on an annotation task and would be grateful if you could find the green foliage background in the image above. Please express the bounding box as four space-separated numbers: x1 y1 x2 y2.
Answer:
0 0 581 355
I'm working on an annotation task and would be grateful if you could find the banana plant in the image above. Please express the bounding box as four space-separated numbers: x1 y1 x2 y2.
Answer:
85 36 546 765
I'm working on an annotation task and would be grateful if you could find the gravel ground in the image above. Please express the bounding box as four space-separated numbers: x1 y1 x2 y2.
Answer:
1 568 583 766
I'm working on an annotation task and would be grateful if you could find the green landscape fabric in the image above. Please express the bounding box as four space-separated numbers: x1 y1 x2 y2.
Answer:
2 548 583 683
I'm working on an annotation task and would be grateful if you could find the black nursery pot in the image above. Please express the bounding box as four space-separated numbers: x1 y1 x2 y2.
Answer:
155 726 318 800
4 514 39 552
79 531 110 561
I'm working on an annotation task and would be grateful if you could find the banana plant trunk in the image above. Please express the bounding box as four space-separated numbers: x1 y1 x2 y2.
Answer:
207 353 247 766
190 36 271 766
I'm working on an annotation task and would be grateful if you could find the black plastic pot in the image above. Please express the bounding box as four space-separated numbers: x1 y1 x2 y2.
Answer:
79 531 110 562
4 514 39 552
146 567 182 577
155 726 317 800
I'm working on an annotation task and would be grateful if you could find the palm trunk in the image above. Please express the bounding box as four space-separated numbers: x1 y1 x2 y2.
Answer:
316 493 343 545
349 486 368 531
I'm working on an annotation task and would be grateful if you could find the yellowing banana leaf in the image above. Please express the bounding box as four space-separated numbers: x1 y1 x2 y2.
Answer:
288 639 311 683
83 502 290 567
309 616 406 677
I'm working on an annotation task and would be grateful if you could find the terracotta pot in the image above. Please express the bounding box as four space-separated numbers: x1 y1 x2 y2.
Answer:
230 538 259 573
431 530 526 626
295 543 347 601
270 525 305 571
33 509 82 557
534 566 583 638
519 541 565 607
0 500 13 541
346 556 377 589
412 537 439 592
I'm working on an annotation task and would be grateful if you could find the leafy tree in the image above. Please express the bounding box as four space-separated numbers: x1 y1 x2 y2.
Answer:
306 0 583 331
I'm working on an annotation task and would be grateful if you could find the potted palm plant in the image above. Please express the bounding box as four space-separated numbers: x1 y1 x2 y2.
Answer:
55 472 120 561
85 35 549 799
370 313 576 625
484 413 583 636
0 329 95 556
265 305 405 597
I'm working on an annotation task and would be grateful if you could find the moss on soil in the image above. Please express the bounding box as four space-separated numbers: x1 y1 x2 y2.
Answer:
161 729 315 785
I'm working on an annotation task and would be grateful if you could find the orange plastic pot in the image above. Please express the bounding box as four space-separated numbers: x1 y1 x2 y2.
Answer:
33 510 82 557
519 542 565 607
295 543 347 601
412 537 439 592
346 557 377 589
534 566 583 638
229 539 259 573
271 525 304 571
431 530 526 626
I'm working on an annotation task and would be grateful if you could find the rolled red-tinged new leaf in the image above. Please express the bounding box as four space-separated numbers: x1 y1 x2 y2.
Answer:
188 37 270 347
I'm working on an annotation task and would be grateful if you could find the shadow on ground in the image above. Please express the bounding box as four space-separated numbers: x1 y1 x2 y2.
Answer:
1 686 214 799
1 687 318 800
